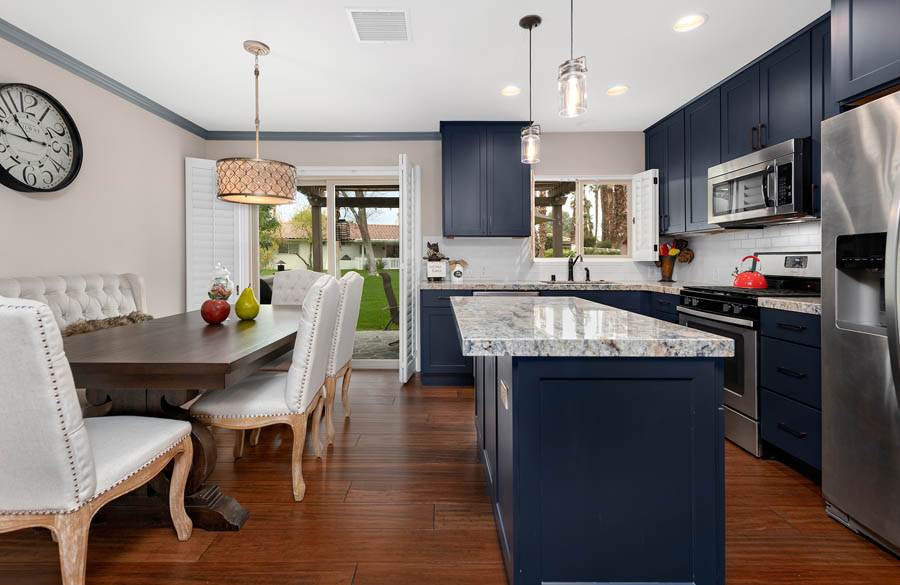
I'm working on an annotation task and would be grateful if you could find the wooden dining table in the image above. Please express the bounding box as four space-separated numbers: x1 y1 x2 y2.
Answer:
63 305 303 531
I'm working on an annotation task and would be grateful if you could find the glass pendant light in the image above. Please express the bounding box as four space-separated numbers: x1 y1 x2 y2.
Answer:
520 15 542 165
558 0 587 118
216 41 296 205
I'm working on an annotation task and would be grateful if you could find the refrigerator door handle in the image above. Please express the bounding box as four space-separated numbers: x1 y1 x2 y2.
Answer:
884 184 900 405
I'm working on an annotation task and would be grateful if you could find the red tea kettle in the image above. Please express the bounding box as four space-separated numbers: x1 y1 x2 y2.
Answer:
734 255 768 289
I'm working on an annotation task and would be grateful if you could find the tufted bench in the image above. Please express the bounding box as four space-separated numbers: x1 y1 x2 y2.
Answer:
0 274 147 330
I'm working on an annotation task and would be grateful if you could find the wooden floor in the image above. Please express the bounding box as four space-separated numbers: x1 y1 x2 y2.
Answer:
1 370 899 584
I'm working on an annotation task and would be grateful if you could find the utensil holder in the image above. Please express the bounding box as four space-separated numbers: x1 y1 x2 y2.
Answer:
659 255 676 282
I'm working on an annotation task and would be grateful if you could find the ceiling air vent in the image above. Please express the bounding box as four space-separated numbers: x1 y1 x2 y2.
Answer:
347 8 410 43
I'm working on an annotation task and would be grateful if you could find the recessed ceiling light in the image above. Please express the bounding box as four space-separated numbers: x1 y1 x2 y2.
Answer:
673 14 706 32
607 85 629 96
501 85 521 96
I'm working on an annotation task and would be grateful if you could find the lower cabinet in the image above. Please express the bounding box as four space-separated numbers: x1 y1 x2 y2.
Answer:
758 309 822 471
649 292 680 323
420 290 473 386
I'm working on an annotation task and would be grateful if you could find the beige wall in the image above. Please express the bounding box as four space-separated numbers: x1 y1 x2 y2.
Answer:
0 38 206 317
535 132 645 177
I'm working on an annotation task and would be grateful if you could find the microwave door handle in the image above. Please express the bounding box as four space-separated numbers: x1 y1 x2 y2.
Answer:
762 165 774 208
885 183 900 405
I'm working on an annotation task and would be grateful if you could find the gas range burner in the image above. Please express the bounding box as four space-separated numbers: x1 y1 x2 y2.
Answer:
683 285 820 299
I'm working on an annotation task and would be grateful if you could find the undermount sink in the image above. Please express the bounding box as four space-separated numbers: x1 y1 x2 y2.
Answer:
539 280 607 284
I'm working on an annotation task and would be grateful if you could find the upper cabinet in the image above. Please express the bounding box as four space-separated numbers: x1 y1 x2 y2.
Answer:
646 15 831 234
685 88 721 232
646 111 685 235
832 0 900 104
441 122 531 237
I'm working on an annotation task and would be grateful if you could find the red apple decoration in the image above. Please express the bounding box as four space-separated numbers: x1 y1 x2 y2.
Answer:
201 299 230 324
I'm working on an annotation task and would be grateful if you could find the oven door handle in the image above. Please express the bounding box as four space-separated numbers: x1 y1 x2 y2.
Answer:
676 305 756 328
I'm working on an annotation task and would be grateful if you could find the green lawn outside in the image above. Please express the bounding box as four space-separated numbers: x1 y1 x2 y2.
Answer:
260 268 398 330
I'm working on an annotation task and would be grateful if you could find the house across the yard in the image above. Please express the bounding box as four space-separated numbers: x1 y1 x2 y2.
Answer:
273 221 400 271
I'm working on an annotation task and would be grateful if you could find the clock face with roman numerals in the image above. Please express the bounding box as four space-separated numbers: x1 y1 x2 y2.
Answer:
0 84 82 192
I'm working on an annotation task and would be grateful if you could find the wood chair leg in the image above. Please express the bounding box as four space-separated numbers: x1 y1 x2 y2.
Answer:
289 415 309 501
341 366 353 417
324 377 337 445
249 428 261 446
233 429 245 459
168 438 193 541
54 508 90 585
310 393 325 458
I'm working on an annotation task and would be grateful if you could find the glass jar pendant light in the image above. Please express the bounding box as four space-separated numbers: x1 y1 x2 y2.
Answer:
216 41 296 205
519 15 542 165
558 0 587 118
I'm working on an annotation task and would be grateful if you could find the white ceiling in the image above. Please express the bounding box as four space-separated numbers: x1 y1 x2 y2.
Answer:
0 0 830 133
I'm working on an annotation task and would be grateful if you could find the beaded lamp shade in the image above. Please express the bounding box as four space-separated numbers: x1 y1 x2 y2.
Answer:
216 40 296 205
216 157 296 204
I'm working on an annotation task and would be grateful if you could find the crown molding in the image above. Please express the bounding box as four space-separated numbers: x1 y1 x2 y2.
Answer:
206 131 440 141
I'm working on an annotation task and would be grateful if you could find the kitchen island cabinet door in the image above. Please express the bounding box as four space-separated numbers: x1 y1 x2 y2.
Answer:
832 0 900 104
474 356 484 449
496 357 515 582
684 88 721 232
482 356 497 500
487 125 531 236
721 65 760 161
759 32 812 149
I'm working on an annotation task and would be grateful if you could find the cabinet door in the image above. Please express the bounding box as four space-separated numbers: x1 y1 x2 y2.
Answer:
474 357 484 450
760 32 812 148
646 123 668 235
832 0 900 103
495 357 515 573
663 111 686 234
684 88 721 232
721 65 760 160
487 125 531 236
442 125 486 236
811 19 832 217
420 307 473 374
483 356 498 498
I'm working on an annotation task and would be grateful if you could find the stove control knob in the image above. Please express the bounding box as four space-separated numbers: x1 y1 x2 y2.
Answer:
732 305 743 315
722 304 732 313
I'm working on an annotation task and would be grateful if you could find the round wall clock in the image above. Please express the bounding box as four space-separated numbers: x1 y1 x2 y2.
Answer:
0 83 83 192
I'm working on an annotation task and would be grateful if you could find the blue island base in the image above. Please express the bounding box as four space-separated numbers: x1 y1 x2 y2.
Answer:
474 355 725 585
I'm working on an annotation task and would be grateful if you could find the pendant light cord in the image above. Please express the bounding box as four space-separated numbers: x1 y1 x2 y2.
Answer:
528 26 533 123
254 54 260 160
570 0 574 59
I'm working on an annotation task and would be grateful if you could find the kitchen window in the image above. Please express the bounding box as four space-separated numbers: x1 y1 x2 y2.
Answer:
533 178 632 259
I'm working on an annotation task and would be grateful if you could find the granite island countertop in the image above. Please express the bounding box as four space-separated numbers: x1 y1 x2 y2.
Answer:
450 296 735 358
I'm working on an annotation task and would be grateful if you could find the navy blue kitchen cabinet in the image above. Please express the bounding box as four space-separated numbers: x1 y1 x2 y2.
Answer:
420 290 473 386
720 65 761 160
811 19 833 216
832 0 900 104
645 111 686 234
486 355 725 585
760 32 812 148
684 88 721 232
441 122 531 237
649 292 680 323
759 308 822 471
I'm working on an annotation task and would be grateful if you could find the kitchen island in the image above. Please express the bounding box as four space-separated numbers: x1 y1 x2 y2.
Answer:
451 295 734 585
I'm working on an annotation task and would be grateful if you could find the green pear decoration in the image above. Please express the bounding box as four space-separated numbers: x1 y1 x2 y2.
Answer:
235 287 260 321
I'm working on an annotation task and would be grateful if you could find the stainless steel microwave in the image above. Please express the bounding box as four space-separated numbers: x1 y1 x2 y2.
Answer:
707 138 812 227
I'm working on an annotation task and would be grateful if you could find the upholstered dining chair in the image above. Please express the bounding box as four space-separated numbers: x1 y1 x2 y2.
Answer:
0 297 193 585
271 268 326 305
190 275 340 501
323 271 364 445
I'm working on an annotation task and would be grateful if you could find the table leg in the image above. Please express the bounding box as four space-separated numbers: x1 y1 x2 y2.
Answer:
85 388 250 531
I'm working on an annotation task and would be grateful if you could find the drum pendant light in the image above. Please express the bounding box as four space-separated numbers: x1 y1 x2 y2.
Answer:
216 41 296 205
558 0 587 118
520 15 542 165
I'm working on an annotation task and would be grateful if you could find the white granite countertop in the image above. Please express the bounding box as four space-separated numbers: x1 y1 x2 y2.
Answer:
756 296 822 316
423 280 822 315
450 296 735 358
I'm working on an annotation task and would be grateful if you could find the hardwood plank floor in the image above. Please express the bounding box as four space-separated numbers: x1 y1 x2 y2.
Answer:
1 370 898 584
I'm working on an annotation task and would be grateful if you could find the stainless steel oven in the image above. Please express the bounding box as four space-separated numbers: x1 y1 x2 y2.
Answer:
708 138 812 227
678 306 760 456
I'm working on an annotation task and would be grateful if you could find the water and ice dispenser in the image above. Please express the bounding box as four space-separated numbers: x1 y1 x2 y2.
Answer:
835 232 887 334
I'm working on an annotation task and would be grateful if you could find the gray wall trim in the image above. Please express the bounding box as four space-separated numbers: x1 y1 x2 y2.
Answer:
0 17 208 139
206 131 441 141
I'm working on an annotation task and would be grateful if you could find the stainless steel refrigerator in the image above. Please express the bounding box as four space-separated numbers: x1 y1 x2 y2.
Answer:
822 91 900 555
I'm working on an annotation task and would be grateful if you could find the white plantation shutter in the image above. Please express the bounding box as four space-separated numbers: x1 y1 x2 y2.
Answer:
398 154 418 383
185 158 251 311
631 169 660 261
